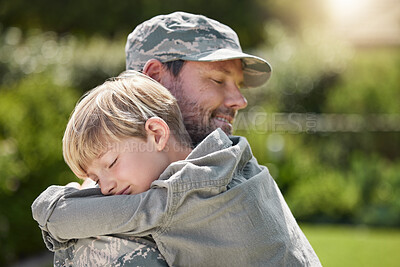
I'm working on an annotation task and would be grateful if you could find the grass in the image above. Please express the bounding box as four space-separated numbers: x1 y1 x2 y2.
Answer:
301 224 400 267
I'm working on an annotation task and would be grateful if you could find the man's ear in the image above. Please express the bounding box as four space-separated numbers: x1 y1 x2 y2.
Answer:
142 59 164 83
144 117 170 151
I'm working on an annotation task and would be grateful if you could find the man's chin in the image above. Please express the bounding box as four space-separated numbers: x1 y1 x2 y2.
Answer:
212 120 233 135
184 120 232 146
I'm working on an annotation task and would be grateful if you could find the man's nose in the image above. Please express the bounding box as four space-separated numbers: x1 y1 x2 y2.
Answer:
224 83 248 111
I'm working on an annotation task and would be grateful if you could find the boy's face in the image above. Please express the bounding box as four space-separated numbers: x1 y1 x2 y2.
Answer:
85 136 170 195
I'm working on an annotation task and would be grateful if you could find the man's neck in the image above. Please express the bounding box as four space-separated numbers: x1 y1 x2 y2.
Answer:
166 137 193 163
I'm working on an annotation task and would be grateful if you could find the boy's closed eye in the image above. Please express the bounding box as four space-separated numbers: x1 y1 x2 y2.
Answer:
109 157 118 169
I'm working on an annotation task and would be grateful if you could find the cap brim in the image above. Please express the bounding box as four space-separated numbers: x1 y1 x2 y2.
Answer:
180 49 272 88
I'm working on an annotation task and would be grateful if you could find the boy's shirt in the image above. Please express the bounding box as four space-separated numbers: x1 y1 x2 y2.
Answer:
32 129 321 266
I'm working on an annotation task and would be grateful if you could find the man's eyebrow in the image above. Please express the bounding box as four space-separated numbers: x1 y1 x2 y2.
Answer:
201 66 244 86
211 67 232 75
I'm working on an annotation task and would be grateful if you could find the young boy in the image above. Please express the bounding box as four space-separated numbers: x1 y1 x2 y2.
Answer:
32 71 320 266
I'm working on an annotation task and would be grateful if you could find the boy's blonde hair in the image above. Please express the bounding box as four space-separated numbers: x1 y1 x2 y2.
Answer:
63 70 191 178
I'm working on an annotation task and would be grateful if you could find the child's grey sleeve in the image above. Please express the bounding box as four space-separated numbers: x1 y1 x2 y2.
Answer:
31 185 167 245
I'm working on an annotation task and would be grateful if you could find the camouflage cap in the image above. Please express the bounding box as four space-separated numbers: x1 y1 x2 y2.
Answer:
125 11 272 87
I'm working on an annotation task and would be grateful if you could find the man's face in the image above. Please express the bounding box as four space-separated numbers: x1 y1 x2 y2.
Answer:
163 59 247 145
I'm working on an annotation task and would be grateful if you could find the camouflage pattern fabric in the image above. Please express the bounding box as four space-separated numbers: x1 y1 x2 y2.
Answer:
53 236 167 267
125 11 272 88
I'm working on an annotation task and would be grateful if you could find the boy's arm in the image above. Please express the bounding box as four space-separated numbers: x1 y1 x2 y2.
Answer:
32 185 167 244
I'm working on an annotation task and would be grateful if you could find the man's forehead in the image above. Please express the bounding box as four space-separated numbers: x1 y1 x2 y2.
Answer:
191 60 244 83
188 59 243 74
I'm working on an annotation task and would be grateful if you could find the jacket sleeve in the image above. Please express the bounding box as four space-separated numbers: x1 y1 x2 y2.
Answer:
31 185 168 248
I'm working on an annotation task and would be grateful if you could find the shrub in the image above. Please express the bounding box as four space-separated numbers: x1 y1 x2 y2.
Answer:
0 27 124 265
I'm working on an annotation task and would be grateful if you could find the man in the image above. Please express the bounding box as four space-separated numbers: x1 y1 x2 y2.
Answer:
48 12 319 266
125 11 271 145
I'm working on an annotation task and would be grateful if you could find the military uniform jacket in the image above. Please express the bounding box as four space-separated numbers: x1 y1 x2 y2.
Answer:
32 129 321 266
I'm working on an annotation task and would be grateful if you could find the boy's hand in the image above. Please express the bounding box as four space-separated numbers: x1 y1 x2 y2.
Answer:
66 178 97 189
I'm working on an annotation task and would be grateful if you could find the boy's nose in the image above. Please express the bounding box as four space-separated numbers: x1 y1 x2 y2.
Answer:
100 179 116 195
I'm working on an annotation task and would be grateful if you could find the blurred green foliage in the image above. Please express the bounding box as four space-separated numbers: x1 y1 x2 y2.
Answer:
238 25 400 227
326 48 400 114
0 27 125 264
0 0 277 49
0 27 125 91
0 73 77 262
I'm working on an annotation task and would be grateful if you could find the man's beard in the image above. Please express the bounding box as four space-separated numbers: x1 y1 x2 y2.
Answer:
169 81 236 146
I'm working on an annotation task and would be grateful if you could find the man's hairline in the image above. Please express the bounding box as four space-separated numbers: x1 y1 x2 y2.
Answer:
161 60 186 77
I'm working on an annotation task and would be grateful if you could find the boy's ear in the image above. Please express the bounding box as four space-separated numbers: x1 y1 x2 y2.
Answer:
142 59 164 82
144 117 170 151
